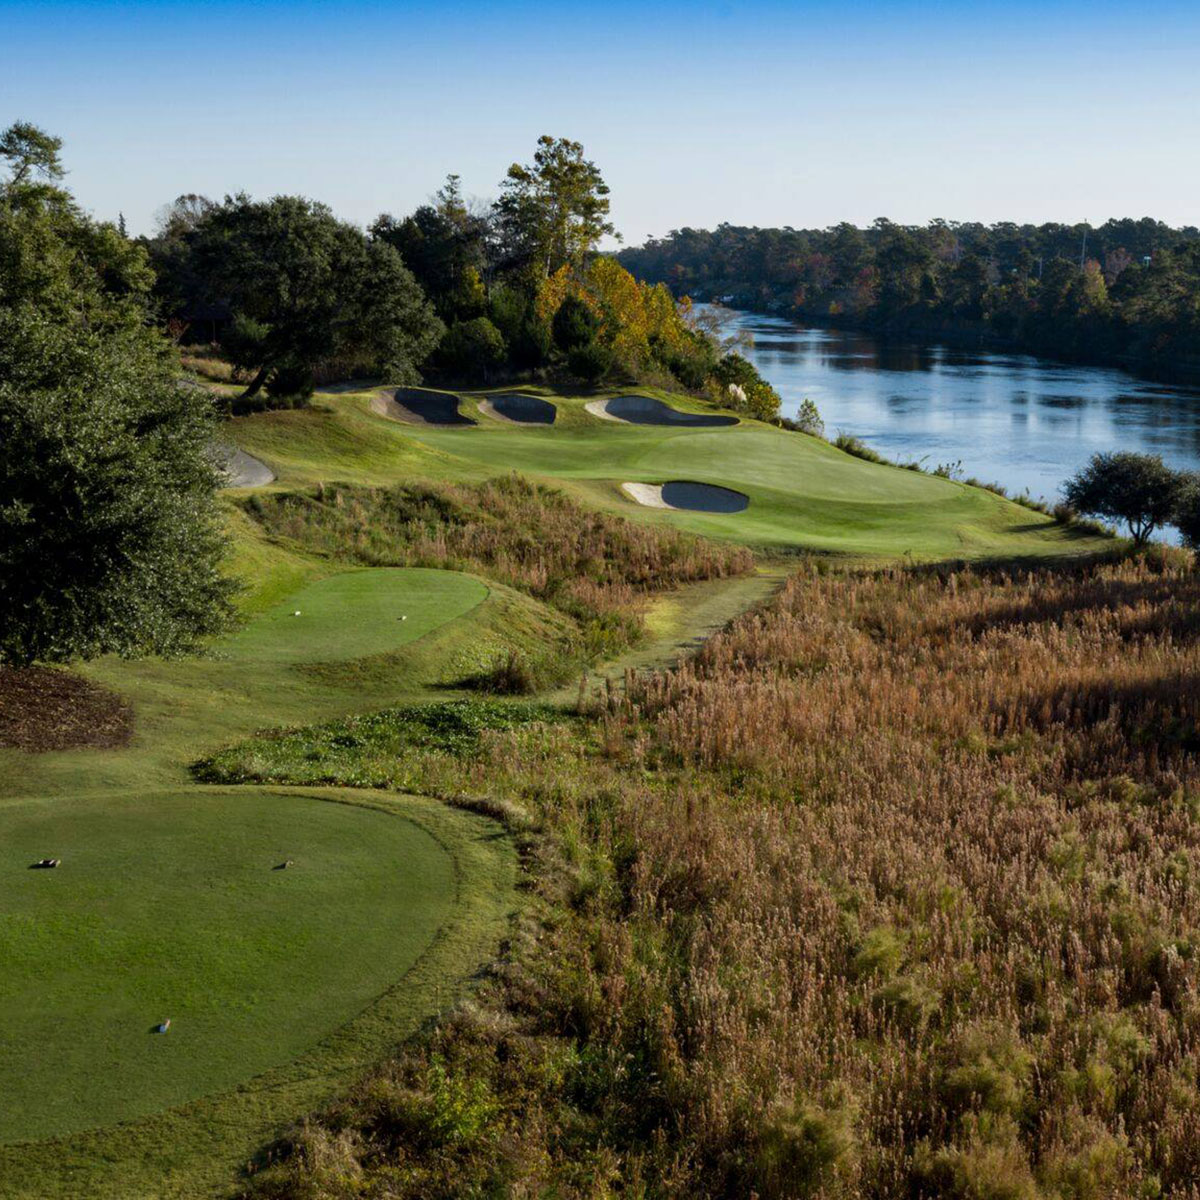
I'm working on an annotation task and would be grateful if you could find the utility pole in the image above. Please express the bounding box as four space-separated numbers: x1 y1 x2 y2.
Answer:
1080 220 1088 269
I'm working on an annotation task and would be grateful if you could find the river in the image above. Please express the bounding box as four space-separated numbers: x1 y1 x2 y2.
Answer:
732 311 1200 515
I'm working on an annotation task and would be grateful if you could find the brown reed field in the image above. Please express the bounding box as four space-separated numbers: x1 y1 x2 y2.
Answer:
236 551 1200 1200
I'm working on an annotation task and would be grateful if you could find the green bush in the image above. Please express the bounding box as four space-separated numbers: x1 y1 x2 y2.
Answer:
710 352 781 420
568 341 613 383
438 316 507 379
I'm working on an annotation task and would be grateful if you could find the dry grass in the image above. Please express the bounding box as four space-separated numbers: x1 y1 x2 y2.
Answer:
241 553 1200 1200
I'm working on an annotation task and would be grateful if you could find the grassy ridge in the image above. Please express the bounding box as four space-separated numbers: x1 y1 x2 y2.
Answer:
227 387 1114 561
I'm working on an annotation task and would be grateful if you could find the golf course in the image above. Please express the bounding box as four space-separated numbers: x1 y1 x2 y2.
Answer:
232 383 1112 562
0 372 1120 1199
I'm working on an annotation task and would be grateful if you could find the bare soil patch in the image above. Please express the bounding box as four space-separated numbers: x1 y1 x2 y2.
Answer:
0 666 133 752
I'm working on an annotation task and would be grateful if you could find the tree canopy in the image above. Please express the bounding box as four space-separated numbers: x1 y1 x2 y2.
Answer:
618 218 1200 374
1062 452 1185 545
495 136 616 279
158 194 444 400
0 123 233 666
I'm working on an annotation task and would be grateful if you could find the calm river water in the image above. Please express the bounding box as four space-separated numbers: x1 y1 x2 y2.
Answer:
733 310 1200 510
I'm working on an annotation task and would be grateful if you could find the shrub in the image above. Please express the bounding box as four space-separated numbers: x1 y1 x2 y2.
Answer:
711 352 781 420
438 316 507 380
794 397 824 437
834 430 886 463
1173 471 1200 550
567 341 612 383
1063 451 1185 545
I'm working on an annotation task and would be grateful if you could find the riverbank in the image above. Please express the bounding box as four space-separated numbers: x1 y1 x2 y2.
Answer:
725 308 1200 518
706 293 1200 386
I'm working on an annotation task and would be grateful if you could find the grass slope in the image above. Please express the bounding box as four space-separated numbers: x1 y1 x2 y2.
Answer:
229 387 1113 562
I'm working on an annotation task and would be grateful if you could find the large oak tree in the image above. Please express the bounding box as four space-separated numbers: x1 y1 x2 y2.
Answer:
0 123 233 666
184 194 443 400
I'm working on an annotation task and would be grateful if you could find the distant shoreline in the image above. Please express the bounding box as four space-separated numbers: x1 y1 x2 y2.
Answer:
704 295 1200 388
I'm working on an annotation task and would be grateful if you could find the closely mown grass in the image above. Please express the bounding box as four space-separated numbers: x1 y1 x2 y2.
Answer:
243 474 754 667
237 550 1200 1200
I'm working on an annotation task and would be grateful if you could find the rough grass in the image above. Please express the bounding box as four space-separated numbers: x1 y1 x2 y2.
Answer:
237 552 1200 1200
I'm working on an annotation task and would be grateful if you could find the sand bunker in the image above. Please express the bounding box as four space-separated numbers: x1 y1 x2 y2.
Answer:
587 395 739 427
479 394 557 424
214 445 274 488
621 481 750 514
371 388 475 426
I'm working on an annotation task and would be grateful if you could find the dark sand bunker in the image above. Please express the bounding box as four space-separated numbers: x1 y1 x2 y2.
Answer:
621 481 750 513
213 445 275 488
587 395 739 427
481 394 557 424
372 388 476 426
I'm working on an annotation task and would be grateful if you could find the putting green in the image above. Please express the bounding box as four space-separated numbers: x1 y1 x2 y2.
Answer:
217 567 489 665
0 788 456 1142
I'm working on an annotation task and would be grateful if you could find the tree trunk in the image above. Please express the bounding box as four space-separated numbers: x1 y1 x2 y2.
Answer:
238 364 270 402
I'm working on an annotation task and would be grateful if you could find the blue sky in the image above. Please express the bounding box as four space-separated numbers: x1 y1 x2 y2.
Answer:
2 0 1197 241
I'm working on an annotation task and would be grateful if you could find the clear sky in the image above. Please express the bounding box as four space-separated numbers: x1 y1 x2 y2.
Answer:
2 0 1197 242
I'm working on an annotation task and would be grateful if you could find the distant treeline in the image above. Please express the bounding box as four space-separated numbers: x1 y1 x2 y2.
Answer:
618 218 1200 375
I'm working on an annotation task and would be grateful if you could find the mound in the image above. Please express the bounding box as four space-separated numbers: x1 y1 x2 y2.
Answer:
621 480 750 514
479 394 557 424
372 388 475 426
587 395 739 427
0 666 132 752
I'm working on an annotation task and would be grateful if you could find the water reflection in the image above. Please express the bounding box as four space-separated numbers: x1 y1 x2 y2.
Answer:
732 311 1200 515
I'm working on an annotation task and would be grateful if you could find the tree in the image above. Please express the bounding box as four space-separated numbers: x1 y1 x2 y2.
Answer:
1062 452 1184 546
439 317 506 380
795 398 825 438
1173 474 1200 551
495 136 616 278
551 293 599 352
567 341 612 384
371 175 490 324
0 120 63 186
187 194 443 400
0 123 233 666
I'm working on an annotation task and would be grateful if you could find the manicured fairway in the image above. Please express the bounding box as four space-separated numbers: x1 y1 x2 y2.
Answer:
0 788 455 1142
232 389 1115 562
